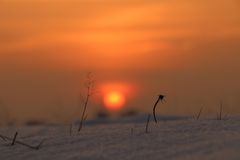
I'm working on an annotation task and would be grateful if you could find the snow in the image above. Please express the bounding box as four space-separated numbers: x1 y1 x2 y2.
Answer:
0 115 240 160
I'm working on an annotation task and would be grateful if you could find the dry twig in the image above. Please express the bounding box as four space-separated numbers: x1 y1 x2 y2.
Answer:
153 95 166 123
145 114 151 133
0 133 45 150
217 102 223 120
11 132 18 146
78 73 95 132
194 107 203 120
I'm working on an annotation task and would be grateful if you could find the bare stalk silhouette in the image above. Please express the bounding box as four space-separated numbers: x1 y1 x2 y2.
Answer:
194 107 203 120
217 101 223 120
78 72 95 132
145 114 151 133
153 95 166 123
0 133 45 150
11 132 18 146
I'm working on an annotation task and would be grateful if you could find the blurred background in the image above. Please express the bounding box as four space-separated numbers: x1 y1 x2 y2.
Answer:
0 0 240 125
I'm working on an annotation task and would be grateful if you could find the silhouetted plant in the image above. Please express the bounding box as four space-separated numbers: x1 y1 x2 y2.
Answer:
145 114 151 133
153 95 166 123
0 132 45 150
78 72 95 132
194 106 203 120
11 132 18 146
216 101 223 120
216 101 230 120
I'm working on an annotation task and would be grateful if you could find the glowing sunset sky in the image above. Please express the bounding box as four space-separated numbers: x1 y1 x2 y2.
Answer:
0 0 240 123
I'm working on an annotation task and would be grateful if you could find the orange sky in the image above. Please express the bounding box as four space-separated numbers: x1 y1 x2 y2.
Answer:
0 0 240 124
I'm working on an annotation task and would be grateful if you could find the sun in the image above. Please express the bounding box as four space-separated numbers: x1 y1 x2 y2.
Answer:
103 91 126 110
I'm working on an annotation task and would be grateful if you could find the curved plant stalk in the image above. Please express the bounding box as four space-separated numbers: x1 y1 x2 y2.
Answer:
153 95 165 123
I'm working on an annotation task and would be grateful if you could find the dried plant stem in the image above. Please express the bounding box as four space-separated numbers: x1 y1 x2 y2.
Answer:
0 133 44 150
152 95 166 123
217 102 223 120
153 96 163 123
153 98 160 123
145 114 151 133
195 107 203 120
11 132 18 146
77 72 95 132
78 88 90 132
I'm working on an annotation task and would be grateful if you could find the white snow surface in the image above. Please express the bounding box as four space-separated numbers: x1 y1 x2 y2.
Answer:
0 115 240 160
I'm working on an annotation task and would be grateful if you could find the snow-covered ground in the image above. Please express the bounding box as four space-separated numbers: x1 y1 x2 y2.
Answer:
0 115 240 160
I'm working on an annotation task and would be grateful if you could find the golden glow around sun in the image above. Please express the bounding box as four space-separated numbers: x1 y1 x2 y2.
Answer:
100 82 137 110
103 91 126 110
